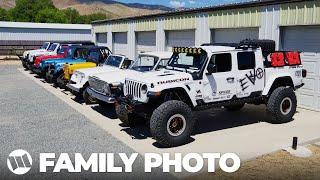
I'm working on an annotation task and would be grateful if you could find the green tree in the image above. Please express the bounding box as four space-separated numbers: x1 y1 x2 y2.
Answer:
9 0 56 22
80 13 107 24
62 8 82 24
0 8 7 21
35 8 68 23
5 0 109 24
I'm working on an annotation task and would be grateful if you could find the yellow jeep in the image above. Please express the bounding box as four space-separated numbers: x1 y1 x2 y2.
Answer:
63 46 111 82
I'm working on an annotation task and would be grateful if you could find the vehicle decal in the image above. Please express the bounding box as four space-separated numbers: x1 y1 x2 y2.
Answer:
240 68 264 91
219 90 231 95
157 78 190 84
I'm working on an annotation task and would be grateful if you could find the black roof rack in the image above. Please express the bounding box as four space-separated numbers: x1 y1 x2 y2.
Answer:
201 39 276 57
201 43 239 47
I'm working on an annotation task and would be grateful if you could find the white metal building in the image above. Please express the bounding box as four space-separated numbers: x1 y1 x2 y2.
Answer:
92 0 320 111
0 21 93 42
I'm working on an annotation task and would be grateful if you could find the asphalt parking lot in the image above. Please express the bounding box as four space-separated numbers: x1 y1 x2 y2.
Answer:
1 62 320 178
0 62 173 179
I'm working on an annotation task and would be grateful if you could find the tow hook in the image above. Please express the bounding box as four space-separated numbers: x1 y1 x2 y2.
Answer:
125 105 134 113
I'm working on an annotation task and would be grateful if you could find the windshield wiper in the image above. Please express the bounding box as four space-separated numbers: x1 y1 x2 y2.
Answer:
189 67 199 70
166 66 175 70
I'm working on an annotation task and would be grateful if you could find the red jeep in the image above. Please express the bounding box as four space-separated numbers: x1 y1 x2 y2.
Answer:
33 45 70 69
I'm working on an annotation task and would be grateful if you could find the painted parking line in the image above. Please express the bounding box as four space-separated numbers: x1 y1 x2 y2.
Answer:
18 68 320 177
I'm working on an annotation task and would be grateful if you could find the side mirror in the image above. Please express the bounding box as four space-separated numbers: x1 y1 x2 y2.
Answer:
207 64 217 74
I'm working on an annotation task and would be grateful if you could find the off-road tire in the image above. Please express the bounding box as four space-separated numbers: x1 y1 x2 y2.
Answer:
267 87 297 124
22 63 28 69
56 74 66 89
115 104 138 127
45 72 52 83
83 87 98 105
224 103 245 111
52 71 63 86
150 100 195 147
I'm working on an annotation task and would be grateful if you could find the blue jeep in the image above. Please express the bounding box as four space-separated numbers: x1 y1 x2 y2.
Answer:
42 46 90 84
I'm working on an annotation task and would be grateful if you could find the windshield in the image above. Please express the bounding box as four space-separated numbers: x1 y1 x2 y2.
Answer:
48 44 58 51
41 42 50 49
130 55 159 72
67 48 74 58
167 50 207 71
57 46 67 55
87 50 100 63
66 48 88 59
104 56 123 67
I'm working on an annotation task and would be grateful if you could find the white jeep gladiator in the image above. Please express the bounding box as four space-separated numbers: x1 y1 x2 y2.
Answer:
115 40 307 147
87 51 172 104
67 54 133 104
21 42 52 69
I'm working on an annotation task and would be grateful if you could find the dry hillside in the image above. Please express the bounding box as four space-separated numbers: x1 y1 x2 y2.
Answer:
1 0 167 19
0 0 15 9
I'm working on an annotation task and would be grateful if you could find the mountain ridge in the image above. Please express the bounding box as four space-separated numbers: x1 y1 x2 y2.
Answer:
0 0 172 19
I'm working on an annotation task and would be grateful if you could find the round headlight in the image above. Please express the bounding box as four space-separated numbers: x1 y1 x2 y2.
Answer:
141 84 148 94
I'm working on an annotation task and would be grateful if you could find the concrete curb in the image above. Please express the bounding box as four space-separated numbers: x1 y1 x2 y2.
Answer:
0 55 20 60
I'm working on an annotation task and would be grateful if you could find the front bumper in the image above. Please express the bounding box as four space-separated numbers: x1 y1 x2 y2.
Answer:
115 95 154 119
21 57 29 66
87 87 115 103
32 67 42 74
67 83 82 93
46 67 58 82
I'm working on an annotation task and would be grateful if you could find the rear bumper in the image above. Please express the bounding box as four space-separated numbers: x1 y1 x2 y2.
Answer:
87 87 115 103
295 83 305 90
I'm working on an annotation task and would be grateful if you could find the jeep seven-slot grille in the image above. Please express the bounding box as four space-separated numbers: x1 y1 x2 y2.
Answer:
89 77 109 94
125 80 142 99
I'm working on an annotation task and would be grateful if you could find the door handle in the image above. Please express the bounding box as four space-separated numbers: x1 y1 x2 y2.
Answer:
227 77 235 83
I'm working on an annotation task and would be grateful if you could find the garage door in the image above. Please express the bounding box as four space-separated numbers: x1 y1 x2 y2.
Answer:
136 31 156 54
212 28 259 43
113 32 128 56
295 53 320 111
96 33 108 47
166 30 195 51
281 26 320 52
281 26 320 111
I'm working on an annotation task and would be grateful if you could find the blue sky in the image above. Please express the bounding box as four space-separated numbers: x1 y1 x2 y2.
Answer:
116 0 251 8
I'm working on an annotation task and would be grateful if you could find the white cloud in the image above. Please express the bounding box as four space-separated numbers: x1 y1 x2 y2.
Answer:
189 0 196 4
170 0 186 8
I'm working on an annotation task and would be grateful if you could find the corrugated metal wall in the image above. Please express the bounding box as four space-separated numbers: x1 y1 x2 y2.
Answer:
208 7 261 28
280 1 320 26
111 22 129 32
164 15 196 30
0 27 92 41
135 19 157 32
